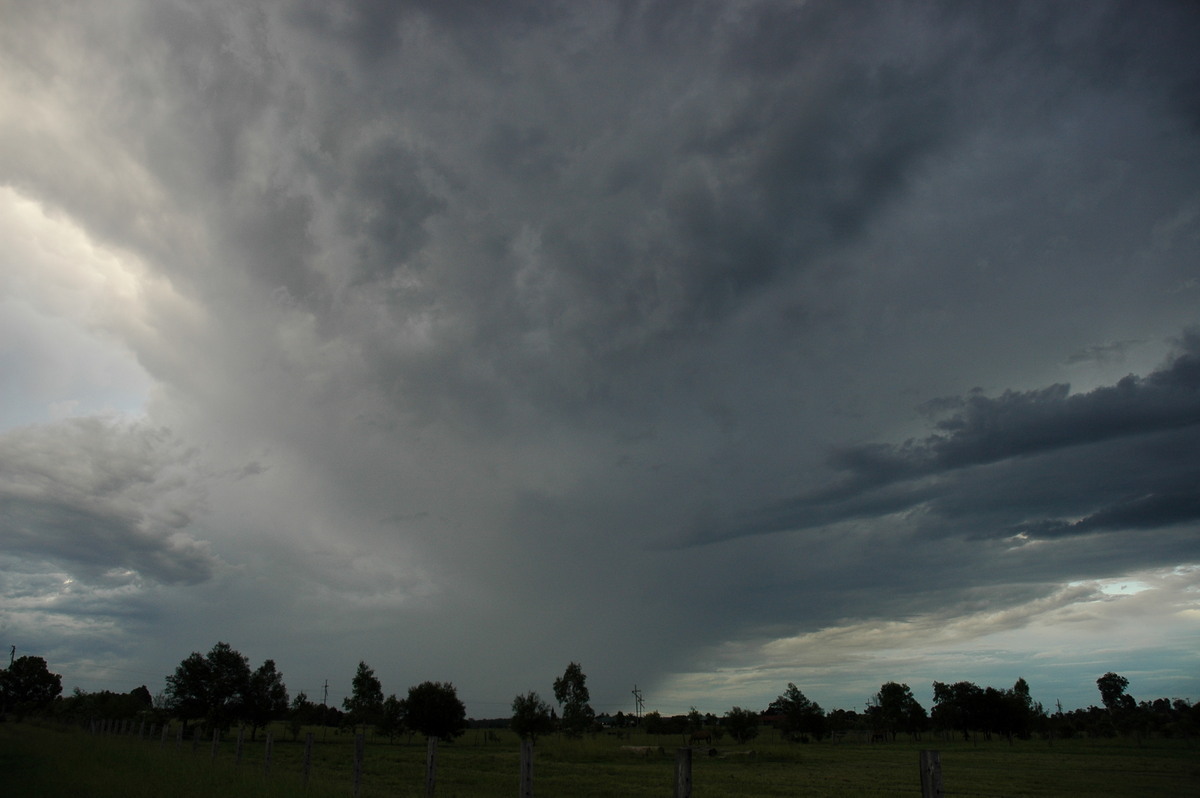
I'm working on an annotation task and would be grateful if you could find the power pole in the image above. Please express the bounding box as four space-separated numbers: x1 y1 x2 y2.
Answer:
632 685 644 720
322 680 329 741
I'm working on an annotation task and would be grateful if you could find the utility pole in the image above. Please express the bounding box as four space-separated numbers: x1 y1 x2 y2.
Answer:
632 685 644 720
322 680 329 741
9 645 14 666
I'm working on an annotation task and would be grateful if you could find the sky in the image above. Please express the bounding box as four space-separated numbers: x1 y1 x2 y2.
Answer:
2 0 1198 719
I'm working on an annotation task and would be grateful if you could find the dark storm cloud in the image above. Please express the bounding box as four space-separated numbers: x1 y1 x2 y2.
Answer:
692 329 1200 545
1066 340 1144 365
0 418 216 585
284 3 977 445
2 0 1199 711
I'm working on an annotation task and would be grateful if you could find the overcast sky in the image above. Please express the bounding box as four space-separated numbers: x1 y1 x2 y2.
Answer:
2 0 1198 719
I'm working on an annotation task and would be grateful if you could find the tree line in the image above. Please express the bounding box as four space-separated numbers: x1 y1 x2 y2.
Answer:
4 644 1197 745
641 675 1198 745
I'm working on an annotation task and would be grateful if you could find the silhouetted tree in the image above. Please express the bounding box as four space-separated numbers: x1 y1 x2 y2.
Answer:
377 693 406 742
243 659 289 741
164 642 251 732
288 691 316 740
723 706 760 744
511 691 555 743
343 661 384 733
770 683 826 741
1097 672 1134 713
130 685 153 709
931 678 1043 741
553 662 595 738
869 682 927 741
931 680 984 740
1 656 63 719
402 681 466 742
56 686 155 724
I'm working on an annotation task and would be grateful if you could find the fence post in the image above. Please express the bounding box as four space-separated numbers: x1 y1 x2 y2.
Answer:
426 736 438 797
303 732 314 788
920 750 944 798
236 725 245 766
674 747 692 798
519 739 534 798
211 728 220 761
353 733 365 798
264 731 273 776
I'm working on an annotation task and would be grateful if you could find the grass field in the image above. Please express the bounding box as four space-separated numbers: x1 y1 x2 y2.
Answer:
3 720 1197 797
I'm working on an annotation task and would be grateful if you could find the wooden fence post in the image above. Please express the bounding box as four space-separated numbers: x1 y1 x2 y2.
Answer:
920 750 944 798
236 725 245 766
211 728 220 761
353 733 365 798
303 732 314 788
519 739 534 798
426 736 438 797
264 731 273 776
674 747 692 798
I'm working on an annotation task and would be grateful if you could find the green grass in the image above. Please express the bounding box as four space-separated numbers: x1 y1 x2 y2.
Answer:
4 721 1197 797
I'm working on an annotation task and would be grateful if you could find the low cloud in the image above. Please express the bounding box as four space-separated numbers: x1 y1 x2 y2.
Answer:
0 416 217 586
690 329 1200 545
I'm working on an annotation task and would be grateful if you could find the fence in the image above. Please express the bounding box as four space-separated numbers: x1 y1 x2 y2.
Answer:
83 719 949 797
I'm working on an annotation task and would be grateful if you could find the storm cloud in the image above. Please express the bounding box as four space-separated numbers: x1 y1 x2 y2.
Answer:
0 417 215 585
1 0 1197 714
696 331 1200 545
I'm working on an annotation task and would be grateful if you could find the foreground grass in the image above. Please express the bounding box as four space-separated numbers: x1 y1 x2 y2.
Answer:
4 720 1198 797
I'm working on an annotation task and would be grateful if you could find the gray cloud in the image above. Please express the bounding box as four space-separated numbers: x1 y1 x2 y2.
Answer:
0 417 216 585
692 330 1200 545
1 0 1198 712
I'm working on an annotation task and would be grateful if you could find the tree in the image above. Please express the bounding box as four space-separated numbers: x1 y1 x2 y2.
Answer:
343 661 384 733
770 683 826 741
931 681 984 740
401 681 466 742
1097 672 1134 713
511 691 555 743
1006 677 1043 740
869 682 927 741
288 691 316 741
378 694 406 742
243 659 289 741
130 685 153 709
56 686 155 724
164 642 251 732
553 661 595 738
931 679 1042 741
1 656 63 718
723 706 760 744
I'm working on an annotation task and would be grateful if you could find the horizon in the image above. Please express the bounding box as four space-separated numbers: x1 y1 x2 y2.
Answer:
31 641 1188 720
2 1 1198 726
